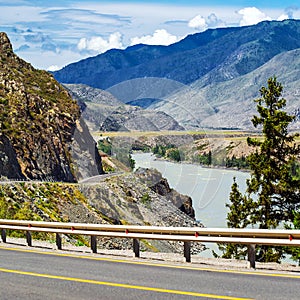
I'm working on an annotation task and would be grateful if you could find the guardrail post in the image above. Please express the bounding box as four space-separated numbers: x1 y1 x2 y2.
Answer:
133 238 140 258
56 233 62 250
247 244 256 269
26 231 32 247
184 241 191 263
1 229 6 243
91 235 97 253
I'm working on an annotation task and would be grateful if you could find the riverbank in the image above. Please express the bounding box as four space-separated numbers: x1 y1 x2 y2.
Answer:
132 152 250 227
133 152 251 258
106 132 256 171
148 152 250 173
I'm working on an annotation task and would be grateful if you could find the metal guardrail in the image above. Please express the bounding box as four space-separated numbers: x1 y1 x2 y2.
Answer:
1 219 300 268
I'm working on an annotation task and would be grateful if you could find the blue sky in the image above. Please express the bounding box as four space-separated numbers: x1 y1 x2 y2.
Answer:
0 0 299 70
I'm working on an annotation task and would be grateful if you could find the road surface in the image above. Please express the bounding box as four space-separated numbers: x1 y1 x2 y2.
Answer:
0 245 300 299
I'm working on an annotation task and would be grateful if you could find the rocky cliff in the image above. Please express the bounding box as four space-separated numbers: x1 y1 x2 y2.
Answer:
135 168 195 218
0 32 103 182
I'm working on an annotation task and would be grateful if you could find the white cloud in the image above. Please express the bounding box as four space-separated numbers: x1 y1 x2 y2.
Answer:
282 6 299 19
188 13 225 31
188 15 208 32
238 7 272 26
130 29 179 46
206 13 225 28
42 9 131 28
77 32 123 53
277 14 289 21
3 1 291 70
47 65 61 72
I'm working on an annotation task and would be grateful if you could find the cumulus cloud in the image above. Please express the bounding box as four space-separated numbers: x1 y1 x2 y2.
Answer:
277 14 289 21
284 6 299 19
278 6 299 21
188 15 208 32
188 13 224 32
207 13 225 28
47 65 61 72
238 7 271 26
130 29 179 46
77 32 123 53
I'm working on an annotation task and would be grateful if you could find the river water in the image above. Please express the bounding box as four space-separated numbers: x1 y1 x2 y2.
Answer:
133 153 295 263
133 153 249 227
133 153 250 257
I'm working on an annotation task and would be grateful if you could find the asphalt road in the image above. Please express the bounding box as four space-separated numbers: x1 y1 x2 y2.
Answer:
0 246 300 300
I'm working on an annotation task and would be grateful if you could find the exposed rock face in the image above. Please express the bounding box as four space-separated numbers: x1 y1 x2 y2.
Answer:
0 134 24 180
99 106 184 132
0 32 103 181
71 118 103 180
135 168 195 219
0 33 13 55
80 171 202 253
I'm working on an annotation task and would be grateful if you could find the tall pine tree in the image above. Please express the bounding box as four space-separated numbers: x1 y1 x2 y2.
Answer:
225 77 300 262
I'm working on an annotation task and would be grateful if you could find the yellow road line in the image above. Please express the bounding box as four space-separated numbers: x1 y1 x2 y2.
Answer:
1 245 300 279
0 267 252 300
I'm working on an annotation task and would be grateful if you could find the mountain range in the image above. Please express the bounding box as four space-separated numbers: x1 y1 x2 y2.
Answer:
53 19 300 130
152 48 300 129
65 84 184 132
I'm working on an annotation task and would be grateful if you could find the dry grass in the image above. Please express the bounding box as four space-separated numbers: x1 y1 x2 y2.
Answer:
92 130 255 138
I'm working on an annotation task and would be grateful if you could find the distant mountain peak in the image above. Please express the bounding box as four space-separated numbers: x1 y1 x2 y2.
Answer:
52 20 300 130
53 19 300 90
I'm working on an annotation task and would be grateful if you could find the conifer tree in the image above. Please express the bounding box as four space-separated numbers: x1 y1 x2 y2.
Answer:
246 77 300 228
224 77 300 262
226 177 252 229
220 178 251 259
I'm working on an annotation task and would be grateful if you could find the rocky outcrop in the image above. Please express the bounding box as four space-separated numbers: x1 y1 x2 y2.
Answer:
71 118 103 180
0 32 103 181
79 171 202 253
135 168 195 219
0 134 25 180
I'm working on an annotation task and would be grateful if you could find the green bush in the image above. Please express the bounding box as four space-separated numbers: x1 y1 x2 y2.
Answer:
98 139 112 155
